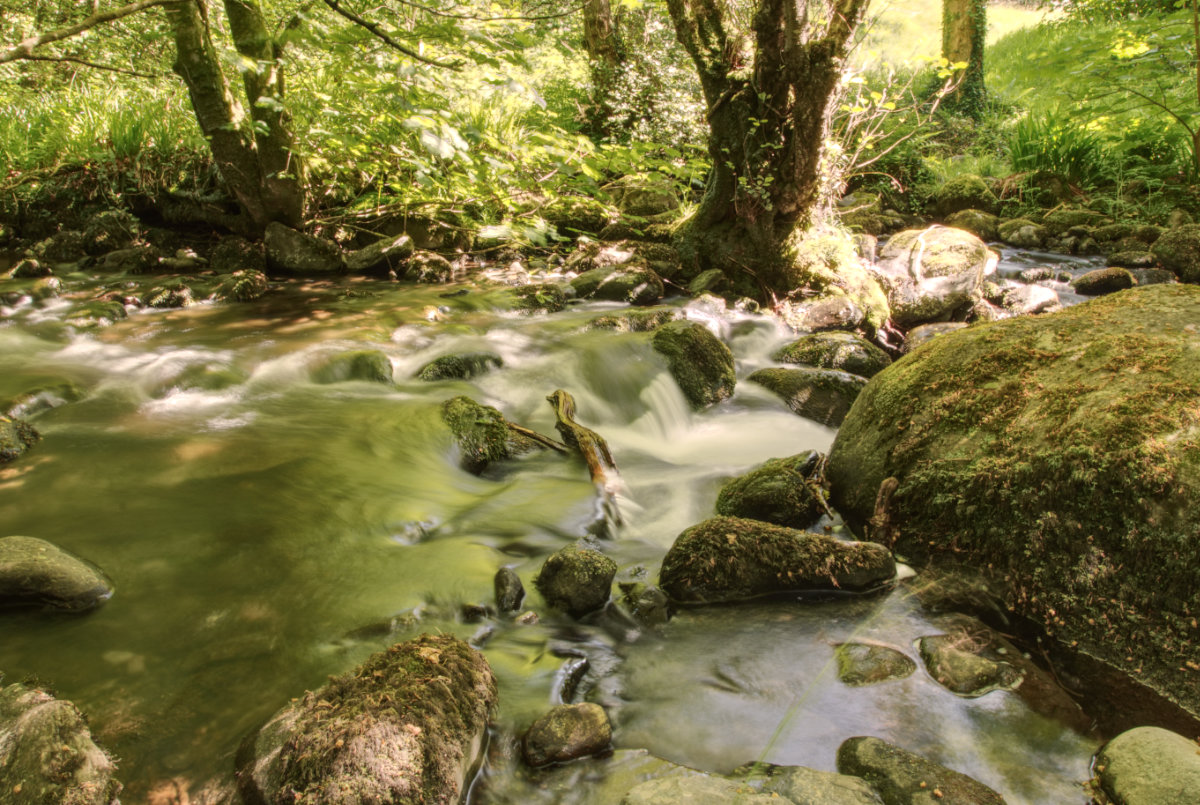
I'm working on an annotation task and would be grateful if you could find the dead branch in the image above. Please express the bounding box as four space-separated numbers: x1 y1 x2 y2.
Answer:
318 0 460 68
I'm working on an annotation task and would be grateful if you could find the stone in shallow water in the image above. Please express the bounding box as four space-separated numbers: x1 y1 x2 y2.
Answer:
774 331 892 379
650 321 736 410
745 763 885 804
311 349 393 384
534 544 616 618
747 367 866 427
917 634 1023 697
714 452 824 529
836 736 1006 804
622 775 778 804
493 566 525 613
0 536 113 612
416 352 503 381
522 702 612 767
0 417 40 464
835 642 917 687
1094 726 1200 805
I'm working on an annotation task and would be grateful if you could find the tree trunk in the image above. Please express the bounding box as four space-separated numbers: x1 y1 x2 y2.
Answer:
667 0 870 298
942 0 986 113
582 0 623 138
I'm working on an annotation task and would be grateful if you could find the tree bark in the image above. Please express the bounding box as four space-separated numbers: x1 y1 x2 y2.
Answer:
582 0 623 137
942 0 986 113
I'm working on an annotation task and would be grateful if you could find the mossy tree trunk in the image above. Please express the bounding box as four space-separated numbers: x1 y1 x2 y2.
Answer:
666 0 871 299
942 0 986 114
582 0 625 137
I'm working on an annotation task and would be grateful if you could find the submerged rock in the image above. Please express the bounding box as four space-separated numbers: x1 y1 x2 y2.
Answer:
917 634 1023 697
534 544 616 618
742 763 884 804
0 681 122 805
0 416 40 463
237 634 496 805
523 703 612 767
570 264 664 306
774 332 891 378
650 321 736 410
265 222 345 275
508 283 567 313
0 536 113 612
1094 726 1200 805
416 352 503 381
311 350 393 385
835 643 917 687
622 776 778 804
145 279 195 309
440 395 541 474
212 269 269 303
836 736 1006 804
714 452 825 528
494 567 525 614
747 367 866 427
658 516 895 603
827 285 1200 717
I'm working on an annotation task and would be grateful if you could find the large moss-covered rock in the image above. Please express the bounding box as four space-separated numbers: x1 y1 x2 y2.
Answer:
607 173 680 218
748 367 866 427
836 736 1005 804
944 210 1000 242
522 703 612 767
1151 223 1200 283
650 321 736 410
212 269 269 303
0 681 122 805
1094 727 1200 805
826 285 1200 717
311 350 393 384
714 452 824 528
440 396 540 474
658 516 895 603
506 283 567 313
998 218 1046 249
265 222 345 275
0 536 113 612
930 175 997 218
416 352 503 381
834 643 916 687
0 416 40 463
346 233 414 275
570 264 664 306
874 227 993 327
785 229 891 332
534 544 617 618
1042 208 1111 236
774 332 891 379
236 634 496 805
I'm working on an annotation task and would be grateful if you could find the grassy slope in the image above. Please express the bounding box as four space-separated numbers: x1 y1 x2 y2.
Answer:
857 0 1048 67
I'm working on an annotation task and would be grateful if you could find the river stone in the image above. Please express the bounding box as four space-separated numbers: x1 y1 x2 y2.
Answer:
1071 267 1134 296
66 299 127 329
714 452 824 528
265 222 345 275
534 544 616 618
83 210 140 255
774 332 891 378
748 763 884 804
836 736 1006 804
651 321 736 410
659 516 895 603
875 227 993 327
541 196 618 235
944 209 1000 242
916 635 1023 697
622 776 778 804
494 566 525 613
1128 267 1176 286
409 251 456 283
212 269 269 303
902 322 967 351
522 703 612 767
688 266 727 295
993 284 1060 316
346 233 414 274
570 264 664 306
998 218 1046 249
1151 223 1200 283
100 244 160 274
145 280 195 309
508 283 567 313
0 681 122 805
778 295 866 333
1108 250 1157 269
416 352 503 381
1094 726 1200 805
835 642 917 687
10 258 50 278
0 416 40 463
210 236 267 274
32 229 88 263
587 309 681 333
930 175 997 218
826 285 1200 717
236 634 495 805
440 395 541 474
311 349 393 384
0 536 113 612
747 367 866 427
1042 208 1111 236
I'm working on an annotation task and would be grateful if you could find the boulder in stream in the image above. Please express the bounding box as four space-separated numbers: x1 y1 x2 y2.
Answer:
740 763 885 804
834 642 917 687
1070 267 1134 296
0 416 40 463
522 702 612 767
998 218 1046 249
1093 726 1200 805
658 516 895 604
311 349 393 385
570 264 664 306
747 367 866 427
1151 223 1200 283
0 535 113 611
346 233 414 275
622 776 778 804
0 680 122 805
917 634 1023 697
534 544 617 618
494 566 525 614
827 284 1200 718
507 283 567 313
212 269 270 303
440 395 542 474
930 175 997 218
774 331 891 378
650 321 736 410
836 736 1006 804
236 634 496 805
714 452 825 528
944 209 999 242
416 352 503 381
873 227 994 328
265 222 345 275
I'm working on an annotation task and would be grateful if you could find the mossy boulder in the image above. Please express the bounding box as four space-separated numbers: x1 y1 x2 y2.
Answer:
32 230 88 263
0 536 113 611
777 295 867 333
1042 208 1111 236
1093 727 1200 805
311 350 393 385
1151 223 1200 283
916 634 1023 697
212 269 269 303
440 395 541 474
82 209 140 255
145 279 195 309
1108 250 1157 269
66 299 127 329
930 174 997 218
0 417 40 464
210 236 266 274
541 196 619 236
0 681 122 805
650 321 736 410
494 567 525 613
416 352 503 381
875 227 993 328
522 703 612 767
998 218 1046 249
236 634 496 805
834 643 917 687
507 283 567 313
408 251 457 283
785 229 891 332
1070 267 1134 296
534 544 617 618
944 209 1000 242
265 222 345 275
747 367 866 427
586 309 681 333
99 244 160 274
346 233 414 275
714 452 825 528
607 173 680 218
774 332 891 379
836 736 1005 805
826 285 1200 717
570 264 664 306
658 516 895 603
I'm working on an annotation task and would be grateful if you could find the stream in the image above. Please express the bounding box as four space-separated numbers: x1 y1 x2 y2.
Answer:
0 247 1106 803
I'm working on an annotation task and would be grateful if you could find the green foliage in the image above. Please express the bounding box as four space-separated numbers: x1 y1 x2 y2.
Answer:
1007 112 1111 187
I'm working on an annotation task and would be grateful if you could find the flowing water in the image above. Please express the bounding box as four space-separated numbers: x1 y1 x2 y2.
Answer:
0 259 1101 803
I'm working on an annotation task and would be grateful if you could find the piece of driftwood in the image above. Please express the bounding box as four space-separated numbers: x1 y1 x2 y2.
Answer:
507 422 569 454
546 389 623 534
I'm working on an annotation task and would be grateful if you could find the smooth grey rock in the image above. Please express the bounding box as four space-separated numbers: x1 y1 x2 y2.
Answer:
1095 726 1200 805
0 536 112 611
835 643 917 687
994 284 1059 316
747 367 866 427
875 227 994 328
523 703 612 767
837 736 1006 804
917 634 1023 697
264 222 345 275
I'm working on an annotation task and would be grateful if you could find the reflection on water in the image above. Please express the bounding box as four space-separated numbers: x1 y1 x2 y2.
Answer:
0 274 1096 802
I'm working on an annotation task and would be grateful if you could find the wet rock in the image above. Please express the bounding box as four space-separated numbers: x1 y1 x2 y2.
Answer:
522 703 612 767
264 222 345 275
875 227 994 327
902 322 967 352
1071 267 1134 296
0 417 40 464
570 264 664 306
774 332 891 378
311 350 393 385
66 299 127 328
210 236 266 274
30 277 62 301
659 516 895 604
409 251 456 283
998 218 1046 249
778 295 866 333
1151 223 1200 283
0 681 122 805
630 242 683 280
541 196 618 235
687 268 728 296
917 634 1023 697
618 583 671 627
236 634 496 805
346 233 414 275
650 321 736 410
212 269 269 303
440 396 541 474
608 173 680 217
145 280 195 309
1094 726 1200 805
0 536 113 611
586 309 681 333
83 210 140 255
508 283 567 313
32 230 88 263
714 452 825 528
1107 250 1157 269
836 736 1006 804
826 285 1200 717
3 383 80 419
1042 208 1110 236
944 209 1000 242
494 567 525 614
747 367 866 427
1127 267 1176 286
416 352 503 381
10 258 50 278
534 544 617 618
745 763 884 804
622 776 777 804
992 284 1060 316
99 244 160 274
930 174 997 218
835 643 917 687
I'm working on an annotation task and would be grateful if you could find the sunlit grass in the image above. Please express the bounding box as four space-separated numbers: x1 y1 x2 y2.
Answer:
856 0 1050 68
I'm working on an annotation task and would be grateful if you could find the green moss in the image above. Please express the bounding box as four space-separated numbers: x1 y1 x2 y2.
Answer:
715 453 825 528
0 416 41 463
509 283 567 313
1071 267 1134 296
748 367 866 427
586 309 681 333
931 174 997 218
834 642 917 687
774 332 891 379
534 544 617 617
311 350 393 385
786 228 890 330
650 321 736 410
440 395 537 474
416 352 503 381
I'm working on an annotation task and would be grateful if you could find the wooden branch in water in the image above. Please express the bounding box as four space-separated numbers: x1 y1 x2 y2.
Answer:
546 389 620 491
506 422 569 454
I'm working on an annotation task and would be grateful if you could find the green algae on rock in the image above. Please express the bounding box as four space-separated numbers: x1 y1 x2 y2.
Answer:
522 702 612 767
237 634 496 805
0 536 113 611
827 284 1200 718
917 634 1023 698
658 516 895 604
774 331 892 378
650 321 736 410
0 416 40 463
311 349 394 385
836 736 1006 804
416 352 503 381
714 452 825 528
534 544 617 618
834 642 917 687
440 395 541 474
748 367 866 427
